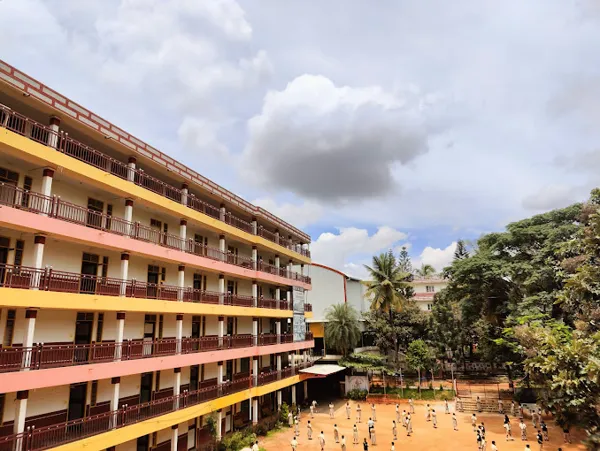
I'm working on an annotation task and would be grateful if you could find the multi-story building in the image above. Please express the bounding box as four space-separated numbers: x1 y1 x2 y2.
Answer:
410 276 447 312
0 60 316 451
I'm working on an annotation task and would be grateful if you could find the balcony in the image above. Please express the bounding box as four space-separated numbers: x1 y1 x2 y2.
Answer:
0 105 311 259
0 184 311 285
0 331 312 373
0 362 314 451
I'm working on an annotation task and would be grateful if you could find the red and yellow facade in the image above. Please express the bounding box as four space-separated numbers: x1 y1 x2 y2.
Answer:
0 60 314 451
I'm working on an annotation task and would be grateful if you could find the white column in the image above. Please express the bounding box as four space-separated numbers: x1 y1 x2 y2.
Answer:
252 281 258 308
218 316 225 348
275 229 280 245
171 425 178 451
249 397 253 421
252 318 258 347
218 361 224 386
115 312 125 360
253 357 259 386
277 354 282 373
22 310 37 370
304 381 308 399
286 288 292 306
219 235 226 261
251 246 258 270
287 260 293 278
47 116 60 148
291 385 296 405
177 265 185 301
127 157 136 182
216 410 223 441
40 168 54 216
32 235 45 270
174 367 182 409
110 377 120 429
300 264 305 276
218 275 225 305
276 321 281 344
277 391 282 410
120 253 129 296
176 314 183 354
179 220 187 252
181 183 189 206
275 255 280 271
219 204 226 221
124 199 134 237
13 390 28 438
290 352 296 368
252 398 258 424
251 218 257 235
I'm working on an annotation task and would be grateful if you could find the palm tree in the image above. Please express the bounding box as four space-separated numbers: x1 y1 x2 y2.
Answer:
324 304 361 356
415 263 436 278
363 251 412 366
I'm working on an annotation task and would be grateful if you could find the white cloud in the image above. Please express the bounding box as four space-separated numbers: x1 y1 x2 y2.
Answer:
252 198 323 229
413 242 457 272
521 185 583 211
311 227 408 278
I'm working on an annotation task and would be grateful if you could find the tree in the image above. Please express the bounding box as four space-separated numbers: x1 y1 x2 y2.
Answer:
324 303 361 357
397 246 413 274
406 339 434 392
363 250 412 366
453 240 469 260
415 263 436 277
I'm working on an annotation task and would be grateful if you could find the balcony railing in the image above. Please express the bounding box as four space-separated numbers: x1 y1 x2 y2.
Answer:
0 331 311 373
0 104 310 259
0 364 313 451
0 183 311 284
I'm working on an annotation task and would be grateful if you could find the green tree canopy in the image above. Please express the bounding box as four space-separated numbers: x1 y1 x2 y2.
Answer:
324 303 361 357
415 263 436 278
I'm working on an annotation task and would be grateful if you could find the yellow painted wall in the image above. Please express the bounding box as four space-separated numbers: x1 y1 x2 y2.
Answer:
0 129 311 264
309 322 324 338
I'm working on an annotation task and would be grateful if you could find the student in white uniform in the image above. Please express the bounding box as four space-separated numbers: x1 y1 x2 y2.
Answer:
334 424 340 443
391 441 396 451
330 402 335 419
472 413 478 432
371 404 377 422
476 396 482 412
511 401 516 417
341 435 347 451
498 399 504 414
307 420 313 440
319 431 325 451
346 402 352 420
395 404 400 422
406 414 413 436
288 411 293 428
432 409 438 428
252 440 259 451
519 420 527 441
356 404 362 423
445 399 450 414
392 420 398 439
310 404 315 418
370 425 376 445
401 410 407 427
409 398 415 413
425 404 431 421
290 436 298 451
491 440 498 451
353 424 359 444
452 412 458 431
294 416 300 436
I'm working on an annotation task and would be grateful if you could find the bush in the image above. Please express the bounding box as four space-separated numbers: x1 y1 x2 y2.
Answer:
439 384 444 391
206 415 218 439
219 431 257 451
279 402 290 425
428 382 433 390
347 389 368 400
253 422 269 436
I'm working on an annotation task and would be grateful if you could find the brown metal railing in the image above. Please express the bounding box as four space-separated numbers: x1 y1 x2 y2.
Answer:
0 183 311 284
258 334 278 346
0 364 313 451
0 104 310 260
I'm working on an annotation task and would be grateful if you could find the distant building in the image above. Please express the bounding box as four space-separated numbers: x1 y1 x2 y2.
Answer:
409 276 448 312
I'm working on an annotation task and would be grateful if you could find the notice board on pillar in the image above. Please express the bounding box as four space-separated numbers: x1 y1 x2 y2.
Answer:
293 286 305 341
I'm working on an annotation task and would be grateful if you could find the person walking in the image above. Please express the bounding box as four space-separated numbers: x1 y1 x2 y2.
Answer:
518 404 524 420
456 397 463 412
252 441 259 451
353 424 359 444
346 402 352 420
532 409 538 429
432 409 438 428
541 421 549 441
319 431 325 451
563 425 571 444
391 441 395 451
406 414 413 436
395 404 400 422
330 402 335 419
519 419 527 441
288 411 293 428
511 401 516 417
425 404 431 421
368 418 374 436
498 399 504 414
536 430 543 450
294 416 300 436
401 410 407 427
445 399 450 414
477 432 483 451
409 398 415 414
356 404 362 423
472 413 478 432
312 400 318 413
477 396 482 413
482 436 487 451
341 435 347 451
392 420 397 440
452 412 458 431
290 436 298 451
307 420 313 440
491 440 498 451
370 425 376 446
334 424 340 443
310 403 315 418
371 403 377 422
504 419 513 441
480 422 486 439
363 438 369 451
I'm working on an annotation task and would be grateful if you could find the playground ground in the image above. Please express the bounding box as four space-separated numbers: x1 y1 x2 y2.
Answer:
258 400 586 450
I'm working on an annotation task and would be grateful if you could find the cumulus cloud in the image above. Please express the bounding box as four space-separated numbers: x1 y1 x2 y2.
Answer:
311 227 408 277
241 75 434 203
252 198 323 229
521 185 584 211
413 242 457 272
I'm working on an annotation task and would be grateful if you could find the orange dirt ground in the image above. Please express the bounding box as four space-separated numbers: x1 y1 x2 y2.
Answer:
258 400 585 451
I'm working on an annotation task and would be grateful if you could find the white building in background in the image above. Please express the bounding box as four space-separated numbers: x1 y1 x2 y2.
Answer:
410 276 448 311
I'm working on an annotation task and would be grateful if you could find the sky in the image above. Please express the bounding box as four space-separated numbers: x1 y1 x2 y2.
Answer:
2 0 600 278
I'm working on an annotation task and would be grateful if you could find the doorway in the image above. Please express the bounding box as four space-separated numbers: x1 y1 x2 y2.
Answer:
80 253 99 294
67 382 87 421
191 316 201 351
190 365 199 392
0 236 9 284
0 167 18 208
136 435 150 451
143 315 156 356
147 265 159 298
140 372 153 403
74 312 93 362
86 198 104 229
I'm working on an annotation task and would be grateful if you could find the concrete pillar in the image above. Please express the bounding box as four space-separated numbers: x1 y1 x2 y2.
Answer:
47 116 60 148
276 287 281 309
219 235 226 261
251 217 257 235
13 390 28 438
218 316 224 348
179 220 187 252
277 354 282 373
290 352 295 368
115 312 125 360
291 385 296 405
275 229 280 245
252 356 259 386
252 281 258 308
40 168 54 215
275 255 280 272
216 409 223 441
249 397 253 421
288 260 293 278
300 264 305 276
287 288 292 306
120 253 129 296
277 390 282 410
218 275 225 305
32 235 45 271
177 265 185 301
21 310 37 370
252 398 258 424
171 425 178 451
218 362 224 387
251 246 258 270
110 377 120 428
124 199 134 235
252 317 258 346
304 380 308 399
127 157 136 182
219 204 226 222
288 236 293 249
174 367 182 409
176 314 183 354
181 183 189 206
276 321 281 344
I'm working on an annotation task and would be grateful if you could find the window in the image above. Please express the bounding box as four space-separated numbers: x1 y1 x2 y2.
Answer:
0 167 18 184
82 253 99 265
90 380 98 406
427 304 433 311
21 176 32 207
426 285 435 293
95 313 104 342
14 240 24 267
160 267 166 282
77 312 94 321
3 310 16 347
150 219 161 228
227 280 237 295
106 204 113 229
158 315 164 339
101 256 109 278
155 371 161 391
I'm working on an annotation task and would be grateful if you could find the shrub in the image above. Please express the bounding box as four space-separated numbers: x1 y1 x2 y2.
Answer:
253 422 269 436
206 415 218 439
439 384 444 391
347 389 368 400
428 382 433 390
219 431 257 451
279 402 290 425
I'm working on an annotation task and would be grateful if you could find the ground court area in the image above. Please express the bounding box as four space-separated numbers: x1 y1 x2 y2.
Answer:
259 400 586 450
